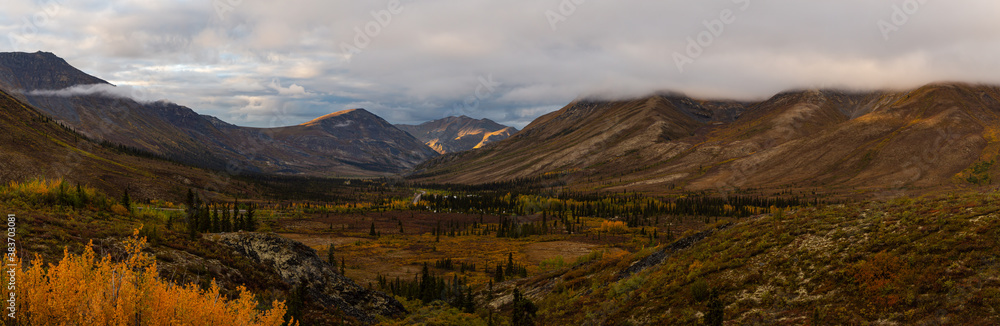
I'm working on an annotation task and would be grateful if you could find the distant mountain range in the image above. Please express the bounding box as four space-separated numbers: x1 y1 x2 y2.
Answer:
413 83 1000 193
0 85 232 200
3 51 999 193
396 116 518 154
0 51 438 176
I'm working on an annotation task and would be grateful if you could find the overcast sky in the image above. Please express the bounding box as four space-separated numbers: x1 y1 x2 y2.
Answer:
2 0 999 128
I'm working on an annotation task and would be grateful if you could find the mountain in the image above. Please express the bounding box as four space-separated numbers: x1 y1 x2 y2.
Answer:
0 51 109 91
0 86 242 201
396 116 518 154
410 94 748 184
412 83 1000 193
265 109 439 173
0 51 437 176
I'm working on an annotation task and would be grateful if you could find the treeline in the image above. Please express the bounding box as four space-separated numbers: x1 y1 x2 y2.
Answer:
490 215 554 238
410 173 566 193
183 189 258 236
376 263 476 313
433 258 477 273
99 139 179 164
236 173 407 203
419 192 818 226
492 253 528 282
427 216 559 239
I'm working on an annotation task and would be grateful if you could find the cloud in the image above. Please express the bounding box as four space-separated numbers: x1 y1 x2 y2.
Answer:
268 79 309 96
1 0 1000 129
24 84 164 103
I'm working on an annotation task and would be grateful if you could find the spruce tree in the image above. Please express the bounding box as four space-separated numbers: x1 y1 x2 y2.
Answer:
222 204 232 232
199 205 211 232
705 291 724 326
419 263 433 302
286 278 308 324
76 184 87 208
210 206 220 233
246 203 258 231
121 189 131 213
510 288 537 326
185 190 199 239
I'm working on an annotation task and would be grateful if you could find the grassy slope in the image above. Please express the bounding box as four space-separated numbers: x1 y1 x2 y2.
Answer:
0 89 377 323
522 192 1000 325
413 84 1000 198
0 88 273 204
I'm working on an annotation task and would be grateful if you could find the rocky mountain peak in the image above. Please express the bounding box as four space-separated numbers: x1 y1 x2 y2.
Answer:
0 51 110 91
396 116 518 154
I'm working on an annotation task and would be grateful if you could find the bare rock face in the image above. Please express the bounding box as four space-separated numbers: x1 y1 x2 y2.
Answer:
396 116 518 154
213 232 405 324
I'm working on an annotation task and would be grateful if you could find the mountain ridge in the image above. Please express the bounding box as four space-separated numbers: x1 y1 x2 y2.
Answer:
0 52 438 176
396 116 518 154
411 82 1000 194
0 51 110 91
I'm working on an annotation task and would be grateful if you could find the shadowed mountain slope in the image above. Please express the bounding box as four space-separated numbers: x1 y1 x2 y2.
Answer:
0 51 437 176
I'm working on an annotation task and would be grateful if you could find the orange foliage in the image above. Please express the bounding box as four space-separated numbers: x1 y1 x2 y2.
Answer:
599 221 629 234
852 251 907 314
2 178 65 196
111 204 131 216
4 229 294 326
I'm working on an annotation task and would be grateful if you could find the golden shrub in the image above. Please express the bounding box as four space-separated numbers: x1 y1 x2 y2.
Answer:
111 204 131 216
599 221 629 234
4 229 294 326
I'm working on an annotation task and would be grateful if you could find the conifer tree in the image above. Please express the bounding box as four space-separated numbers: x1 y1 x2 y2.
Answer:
186 190 200 239
211 206 220 233
510 288 537 326
200 205 211 232
286 278 308 324
121 189 132 213
222 204 232 232
246 203 258 231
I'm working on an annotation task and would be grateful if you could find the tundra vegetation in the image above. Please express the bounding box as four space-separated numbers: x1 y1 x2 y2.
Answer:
4 175 995 324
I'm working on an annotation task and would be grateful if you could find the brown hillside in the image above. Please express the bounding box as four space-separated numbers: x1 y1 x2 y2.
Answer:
412 83 1000 194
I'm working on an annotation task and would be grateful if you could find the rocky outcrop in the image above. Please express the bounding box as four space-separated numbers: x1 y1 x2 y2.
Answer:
616 223 733 281
213 232 405 324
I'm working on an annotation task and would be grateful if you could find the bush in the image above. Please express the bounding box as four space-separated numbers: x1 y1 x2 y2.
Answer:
0 178 104 209
611 275 646 298
139 223 163 244
4 229 294 325
852 251 907 314
111 203 130 216
690 278 711 302
574 250 604 265
539 256 566 271
599 221 629 234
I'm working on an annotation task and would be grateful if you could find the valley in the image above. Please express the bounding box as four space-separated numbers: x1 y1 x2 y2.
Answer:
2 51 1000 325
